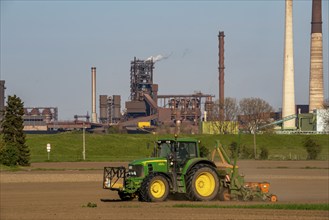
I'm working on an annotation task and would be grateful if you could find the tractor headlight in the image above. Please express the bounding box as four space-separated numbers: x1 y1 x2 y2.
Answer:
127 171 137 176
127 165 144 177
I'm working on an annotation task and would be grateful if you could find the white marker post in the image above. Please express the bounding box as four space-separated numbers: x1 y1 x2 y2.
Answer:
46 143 51 161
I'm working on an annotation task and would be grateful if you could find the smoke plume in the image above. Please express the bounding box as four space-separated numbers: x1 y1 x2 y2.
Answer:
146 53 172 62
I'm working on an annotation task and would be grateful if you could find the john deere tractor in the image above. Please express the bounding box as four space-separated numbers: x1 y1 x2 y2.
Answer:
103 137 277 202
103 137 220 202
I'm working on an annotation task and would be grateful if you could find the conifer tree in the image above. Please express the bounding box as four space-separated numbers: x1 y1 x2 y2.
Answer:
0 95 30 166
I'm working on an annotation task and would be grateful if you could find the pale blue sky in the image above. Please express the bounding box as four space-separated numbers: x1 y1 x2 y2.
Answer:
1 0 328 120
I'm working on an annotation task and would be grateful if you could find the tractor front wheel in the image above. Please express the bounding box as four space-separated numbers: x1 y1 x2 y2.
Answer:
139 173 169 202
186 164 219 201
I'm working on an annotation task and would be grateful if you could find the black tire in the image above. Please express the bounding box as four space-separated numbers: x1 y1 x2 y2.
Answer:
118 191 135 201
186 164 219 201
139 173 170 202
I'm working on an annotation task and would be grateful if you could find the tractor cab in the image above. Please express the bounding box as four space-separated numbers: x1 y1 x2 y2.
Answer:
155 138 199 167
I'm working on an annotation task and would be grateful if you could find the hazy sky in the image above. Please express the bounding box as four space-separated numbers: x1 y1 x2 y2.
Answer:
1 0 328 120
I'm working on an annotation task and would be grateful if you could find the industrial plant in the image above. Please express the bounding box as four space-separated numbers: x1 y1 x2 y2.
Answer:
0 0 327 134
97 57 215 134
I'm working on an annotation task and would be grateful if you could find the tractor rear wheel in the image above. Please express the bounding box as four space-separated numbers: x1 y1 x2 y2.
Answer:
186 164 219 201
139 173 169 202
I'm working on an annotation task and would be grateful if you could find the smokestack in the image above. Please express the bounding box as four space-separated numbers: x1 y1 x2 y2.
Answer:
282 0 296 129
0 80 5 121
91 67 97 123
309 0 324 112
218 31 225 120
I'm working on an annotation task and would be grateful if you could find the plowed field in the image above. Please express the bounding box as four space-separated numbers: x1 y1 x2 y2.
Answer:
1 160 328 220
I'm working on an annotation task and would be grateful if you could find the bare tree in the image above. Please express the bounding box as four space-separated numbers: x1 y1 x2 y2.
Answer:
239 97 274 159
224 97 239 121
210 97 239 134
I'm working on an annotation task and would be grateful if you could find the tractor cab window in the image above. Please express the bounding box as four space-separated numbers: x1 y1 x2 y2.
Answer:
177 143 188 160
158 143 171 158
177 142 197 161
186 142 197 157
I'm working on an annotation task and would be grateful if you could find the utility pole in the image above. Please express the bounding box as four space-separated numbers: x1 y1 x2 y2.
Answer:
82 122 86 160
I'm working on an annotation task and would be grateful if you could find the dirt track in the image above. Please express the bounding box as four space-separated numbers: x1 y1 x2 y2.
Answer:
1 160 328 220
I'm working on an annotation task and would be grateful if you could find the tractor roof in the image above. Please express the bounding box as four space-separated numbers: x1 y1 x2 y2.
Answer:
157 137 198 142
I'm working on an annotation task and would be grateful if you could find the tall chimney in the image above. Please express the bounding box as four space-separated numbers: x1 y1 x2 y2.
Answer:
218 31 225 120
282 0 296 129
309 0 323 112
91 67 97 123
0 80 5 121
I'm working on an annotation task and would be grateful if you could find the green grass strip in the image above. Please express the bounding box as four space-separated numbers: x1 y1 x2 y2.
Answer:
173 203 329 211
0 164 23 172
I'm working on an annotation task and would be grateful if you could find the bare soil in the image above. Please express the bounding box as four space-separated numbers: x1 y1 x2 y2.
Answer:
1 160 328 220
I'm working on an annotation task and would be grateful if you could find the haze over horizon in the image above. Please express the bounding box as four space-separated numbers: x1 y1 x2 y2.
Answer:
1 1 328 120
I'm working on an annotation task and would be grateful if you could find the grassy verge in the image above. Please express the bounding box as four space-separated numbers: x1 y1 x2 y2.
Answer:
0 164 23 172
7 133 328 162
173 203 329 211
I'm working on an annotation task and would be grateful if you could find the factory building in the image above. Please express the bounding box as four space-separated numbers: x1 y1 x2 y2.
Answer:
99 95 121 124
97 57 215 133
23 107 58 131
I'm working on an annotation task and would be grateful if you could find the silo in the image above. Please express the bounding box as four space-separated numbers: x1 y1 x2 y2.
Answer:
42 108 52 123
24 108 29 115
112 95 121 123
99 95 108 124
30 108 41 116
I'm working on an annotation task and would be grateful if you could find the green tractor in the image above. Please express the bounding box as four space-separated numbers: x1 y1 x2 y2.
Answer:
103 137 277 202
103 137 221 202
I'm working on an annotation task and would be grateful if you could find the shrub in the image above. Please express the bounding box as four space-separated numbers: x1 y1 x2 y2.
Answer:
240 145 253 159
259 146 269 160
303 137 322 160
229 141 240 159
108 126 120 134
82 202 97 208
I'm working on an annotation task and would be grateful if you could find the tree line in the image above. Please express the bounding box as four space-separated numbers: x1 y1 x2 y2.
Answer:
0 95 327 166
